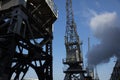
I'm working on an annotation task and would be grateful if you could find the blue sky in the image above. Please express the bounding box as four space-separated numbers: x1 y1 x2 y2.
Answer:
53 0 120 80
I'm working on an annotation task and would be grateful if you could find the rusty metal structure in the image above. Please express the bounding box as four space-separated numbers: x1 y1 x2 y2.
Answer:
63 0 86 79
110 59 120 80
0 0 57 80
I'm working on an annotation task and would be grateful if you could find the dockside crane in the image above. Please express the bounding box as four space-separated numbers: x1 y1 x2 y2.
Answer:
63 0 86 79
0 0 58 80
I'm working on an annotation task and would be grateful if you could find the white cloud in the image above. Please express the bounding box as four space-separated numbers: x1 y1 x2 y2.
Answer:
87 11 120 65
90 12 119 37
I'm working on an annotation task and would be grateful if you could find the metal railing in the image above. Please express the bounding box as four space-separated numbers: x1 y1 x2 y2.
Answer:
45 0 58 17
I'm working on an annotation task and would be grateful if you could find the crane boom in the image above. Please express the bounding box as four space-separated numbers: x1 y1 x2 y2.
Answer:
63 0 86 80
65 0 82 64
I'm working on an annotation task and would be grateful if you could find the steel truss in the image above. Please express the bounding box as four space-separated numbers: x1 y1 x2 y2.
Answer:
63 0 86 80
64 73 84 80
0 0 57 80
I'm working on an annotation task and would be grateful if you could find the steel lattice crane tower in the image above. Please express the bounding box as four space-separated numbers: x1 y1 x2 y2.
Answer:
0 0 57 80
63 0 86 80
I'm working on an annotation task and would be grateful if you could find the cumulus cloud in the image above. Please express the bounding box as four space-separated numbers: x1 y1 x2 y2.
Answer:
87 12 120 65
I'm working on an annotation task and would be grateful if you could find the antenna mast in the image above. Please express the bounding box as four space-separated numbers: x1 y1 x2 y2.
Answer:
86 37 94 80
95 66 99 80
